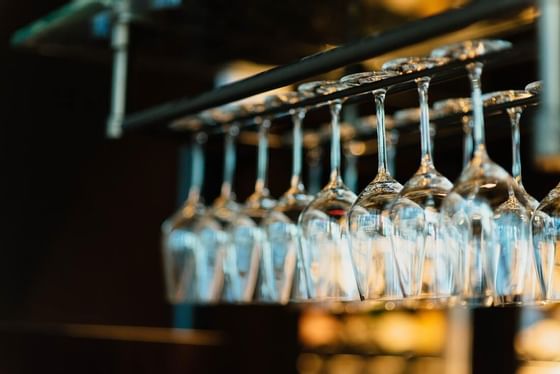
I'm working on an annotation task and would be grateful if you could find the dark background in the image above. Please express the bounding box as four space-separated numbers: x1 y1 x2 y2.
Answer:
0 1 558 330
0 1 179 326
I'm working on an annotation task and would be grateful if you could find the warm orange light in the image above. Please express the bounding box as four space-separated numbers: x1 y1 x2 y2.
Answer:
378 0 464 17
299 310 341 347
516 319 560 361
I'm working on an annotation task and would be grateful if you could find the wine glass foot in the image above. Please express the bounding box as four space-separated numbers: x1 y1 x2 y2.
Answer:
403 296 456 310
460 296 494 308
493 294 525 306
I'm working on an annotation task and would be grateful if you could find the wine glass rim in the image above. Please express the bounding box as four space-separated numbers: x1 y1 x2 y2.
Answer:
482 90 532 106
240 101 266 115
430 39 512 60
297 80 337 96
170 114 205 131
381 56 449 73
264 91 305 108
393 107 425 124
525 80 542 95
433 97 472 113
361 114 395 129
200 104 246 124
339 70 399 85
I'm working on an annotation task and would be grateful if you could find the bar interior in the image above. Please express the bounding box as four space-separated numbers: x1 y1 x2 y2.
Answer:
3 0 560 373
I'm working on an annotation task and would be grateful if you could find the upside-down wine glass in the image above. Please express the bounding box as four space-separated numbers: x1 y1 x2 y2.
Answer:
229 104 276 302
261 93 313 303
433 97 473 168
524 80 559 302
161 133 207 304
381 57 455 307
434 39 532 306
298 80 359 301
340 71 404 303
532 182 560 302
484 90 542 303
195 114 241 302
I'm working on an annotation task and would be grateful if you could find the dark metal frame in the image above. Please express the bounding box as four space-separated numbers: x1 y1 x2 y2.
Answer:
122 0 534 133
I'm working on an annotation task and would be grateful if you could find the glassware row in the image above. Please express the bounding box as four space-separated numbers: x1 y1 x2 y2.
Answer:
161 39 559 309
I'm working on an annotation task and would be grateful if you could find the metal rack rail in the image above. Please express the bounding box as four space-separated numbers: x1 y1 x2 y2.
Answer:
121 0 534 134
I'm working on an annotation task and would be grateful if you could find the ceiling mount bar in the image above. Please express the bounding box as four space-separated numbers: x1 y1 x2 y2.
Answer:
122 0 533 133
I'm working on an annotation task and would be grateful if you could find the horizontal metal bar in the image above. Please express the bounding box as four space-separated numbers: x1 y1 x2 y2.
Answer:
168 41 536 138
122 0 533 133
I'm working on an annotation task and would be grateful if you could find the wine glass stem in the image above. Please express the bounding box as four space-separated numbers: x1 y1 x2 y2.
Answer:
221 126 237 198
329 101 343 183
189 136 205 201
374 89 389 175
508 107 523 185
255 118 270 193
467 62 486 152
462 116 473 168
291 110 305 189
417 77 434 166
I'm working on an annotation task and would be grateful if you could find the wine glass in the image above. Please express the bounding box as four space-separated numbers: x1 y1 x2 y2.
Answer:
484 90 542 303
228 103 276 302
381 57 455 307
532 183 560 302
340 71 404 303
161 133 207 304
195 113 241 303
434 40 532 306
261 92 314 304
433 97 473 168
525 81 555 302
297 80 359 301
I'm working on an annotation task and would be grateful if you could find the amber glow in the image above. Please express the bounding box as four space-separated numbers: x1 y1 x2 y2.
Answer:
379 0 463 17
516 318 560 361
535 155 560 173
299 310 341 347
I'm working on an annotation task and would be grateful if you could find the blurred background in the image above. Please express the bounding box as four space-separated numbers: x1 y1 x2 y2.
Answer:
0 1 557 373
0 0 550 325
